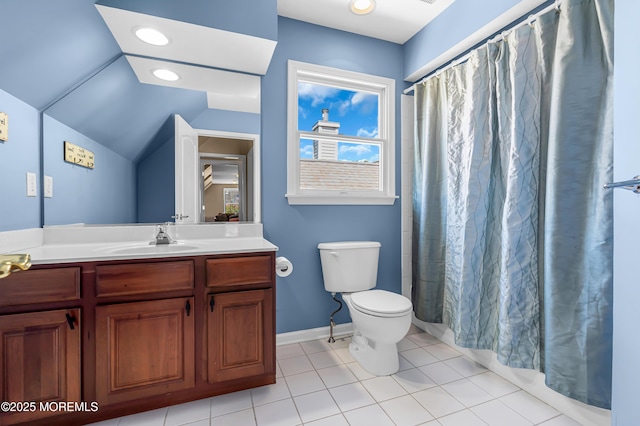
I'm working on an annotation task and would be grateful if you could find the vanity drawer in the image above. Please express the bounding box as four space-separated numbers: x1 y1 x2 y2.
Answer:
96 261 194 297
206 255 272 288
0 267 81 306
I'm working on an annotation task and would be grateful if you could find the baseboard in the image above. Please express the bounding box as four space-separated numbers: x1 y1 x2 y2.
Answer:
276 323 353 346
412 319 611 426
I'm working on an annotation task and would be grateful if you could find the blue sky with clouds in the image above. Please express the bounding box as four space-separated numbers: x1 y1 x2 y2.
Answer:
298 82 380 162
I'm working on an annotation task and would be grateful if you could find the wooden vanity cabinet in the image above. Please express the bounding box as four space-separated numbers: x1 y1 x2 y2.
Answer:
0 252 275 426
207 289 273 383
0 267 80 308
205 254 276 384
206 255 272 288
95 260 194 297
95 297 195 405
93 260 196 405
0 268 81 426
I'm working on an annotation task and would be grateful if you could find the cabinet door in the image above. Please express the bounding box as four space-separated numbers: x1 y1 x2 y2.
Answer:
208 289 273 383
0 309 81 425
95 298 195 405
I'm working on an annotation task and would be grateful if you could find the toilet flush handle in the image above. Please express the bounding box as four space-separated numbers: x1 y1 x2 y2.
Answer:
329 251 339 257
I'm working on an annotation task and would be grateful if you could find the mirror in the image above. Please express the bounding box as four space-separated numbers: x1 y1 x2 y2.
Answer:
200 133 259 223
202 160 245 222
199 135 255 222
41 55 261 227
0 2 263 230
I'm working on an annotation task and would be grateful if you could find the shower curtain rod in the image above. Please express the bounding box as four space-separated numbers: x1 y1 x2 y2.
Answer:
403 0 561 95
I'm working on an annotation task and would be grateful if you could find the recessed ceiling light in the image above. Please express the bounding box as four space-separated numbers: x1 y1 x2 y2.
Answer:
349 0 376 15
152 69 180 81
134 27 169 46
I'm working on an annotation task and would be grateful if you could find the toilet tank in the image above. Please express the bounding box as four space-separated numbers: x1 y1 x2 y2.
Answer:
318 241 381 293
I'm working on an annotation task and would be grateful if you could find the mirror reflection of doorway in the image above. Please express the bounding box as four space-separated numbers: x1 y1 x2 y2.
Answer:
198 134 255 223
201 157 246 222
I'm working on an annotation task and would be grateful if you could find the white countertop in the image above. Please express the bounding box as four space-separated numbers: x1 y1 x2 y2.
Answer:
1 223 278 265
25 238 278 265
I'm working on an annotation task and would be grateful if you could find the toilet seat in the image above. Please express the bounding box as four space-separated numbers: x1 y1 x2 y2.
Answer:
349 289 412 318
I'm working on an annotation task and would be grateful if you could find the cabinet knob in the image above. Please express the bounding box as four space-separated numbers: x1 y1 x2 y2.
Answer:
185 300 191 317
210 296 215 312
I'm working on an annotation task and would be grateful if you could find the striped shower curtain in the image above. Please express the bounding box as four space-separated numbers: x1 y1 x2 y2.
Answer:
412 0 613 408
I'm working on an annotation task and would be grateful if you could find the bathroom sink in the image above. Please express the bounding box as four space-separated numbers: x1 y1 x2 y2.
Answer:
104 243 200 255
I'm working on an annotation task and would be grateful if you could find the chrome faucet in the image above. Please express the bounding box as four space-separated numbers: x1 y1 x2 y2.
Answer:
153 224 173 245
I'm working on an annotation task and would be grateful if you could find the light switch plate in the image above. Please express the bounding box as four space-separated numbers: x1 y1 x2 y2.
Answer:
44 175 53 198
26 172 37 197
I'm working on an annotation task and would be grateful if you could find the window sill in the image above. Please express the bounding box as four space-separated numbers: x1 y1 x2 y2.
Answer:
285 194 398 206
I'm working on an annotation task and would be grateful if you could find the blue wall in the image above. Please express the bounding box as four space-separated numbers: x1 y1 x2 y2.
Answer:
403 0 527 80
135 109 260 224
612 1 640 424
262 18 404 334
45 55 208 163
191 109 260 135
43 115 136 225
137 135 175 223
0 89 41 232
0 0 121 110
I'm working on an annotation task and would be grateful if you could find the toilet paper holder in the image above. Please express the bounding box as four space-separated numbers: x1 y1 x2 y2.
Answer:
275 257 293 277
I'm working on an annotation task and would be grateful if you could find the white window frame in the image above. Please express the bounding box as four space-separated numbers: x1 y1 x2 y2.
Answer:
286 60 397 205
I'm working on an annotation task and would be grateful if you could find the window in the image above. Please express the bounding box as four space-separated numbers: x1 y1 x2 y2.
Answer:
286 60 396 205
224 188 240 215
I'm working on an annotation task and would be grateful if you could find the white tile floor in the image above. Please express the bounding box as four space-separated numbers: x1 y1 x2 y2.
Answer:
89 326 583 426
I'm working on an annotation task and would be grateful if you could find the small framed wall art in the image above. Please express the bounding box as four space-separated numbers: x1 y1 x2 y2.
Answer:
64 141 95 169
0 112 8 141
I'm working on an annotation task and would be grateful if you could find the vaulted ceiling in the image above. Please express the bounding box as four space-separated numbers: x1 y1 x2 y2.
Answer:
0 0 452 161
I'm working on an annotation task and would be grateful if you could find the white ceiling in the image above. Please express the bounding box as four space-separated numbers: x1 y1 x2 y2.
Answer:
95 0 456 114
126 56 261 113
277 0 456 44
96 5 274 114
96 5 277 74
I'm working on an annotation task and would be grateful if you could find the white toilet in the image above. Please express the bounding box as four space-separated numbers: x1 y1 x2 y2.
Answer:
318 241 413 376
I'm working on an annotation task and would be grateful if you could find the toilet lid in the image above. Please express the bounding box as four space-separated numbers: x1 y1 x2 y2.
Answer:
350 289 412 317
